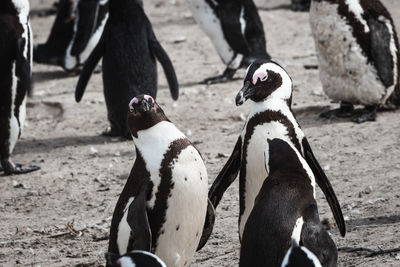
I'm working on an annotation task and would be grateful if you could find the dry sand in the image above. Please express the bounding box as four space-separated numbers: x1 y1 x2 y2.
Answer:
0 0 399 266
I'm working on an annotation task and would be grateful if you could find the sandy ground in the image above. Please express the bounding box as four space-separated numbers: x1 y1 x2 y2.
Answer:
1 0 400 266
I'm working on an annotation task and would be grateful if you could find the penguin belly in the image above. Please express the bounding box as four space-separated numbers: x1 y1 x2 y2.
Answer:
310 2 387 105
152 145 208 267
239 122 290 237
186 0 235 65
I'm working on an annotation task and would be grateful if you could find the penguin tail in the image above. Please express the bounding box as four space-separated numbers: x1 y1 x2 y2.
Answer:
148 29 179 100
75 33 105 102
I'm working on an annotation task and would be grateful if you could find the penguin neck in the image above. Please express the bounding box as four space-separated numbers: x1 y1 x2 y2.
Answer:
249 89 292 117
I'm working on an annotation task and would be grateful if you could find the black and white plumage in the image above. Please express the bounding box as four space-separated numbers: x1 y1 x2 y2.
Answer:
186 0 271 84
0 0 39 175
281 239 322 267
34 0 109 72
106 250 166 267
107 95 212 267
239 138 336 267
207 60 346 240
310 0 400 122
75 0 179 138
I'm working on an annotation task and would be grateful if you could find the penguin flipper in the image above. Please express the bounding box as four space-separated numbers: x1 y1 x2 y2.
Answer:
368 17 395 87
70 0 100 56
148 29 179 100
302 138 346 237
218 2 249 56
209 137 242 209
197 198 216 251
301 220 338 267
126 189 152 251
15 38 32 96
75 30 105 102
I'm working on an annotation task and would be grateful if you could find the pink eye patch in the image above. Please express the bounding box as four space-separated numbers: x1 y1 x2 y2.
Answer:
252 71 268 85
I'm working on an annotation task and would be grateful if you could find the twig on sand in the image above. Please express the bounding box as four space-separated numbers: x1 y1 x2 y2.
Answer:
338 246 400 257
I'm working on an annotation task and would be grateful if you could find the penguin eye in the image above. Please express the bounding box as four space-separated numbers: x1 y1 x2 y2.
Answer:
260 72 268 81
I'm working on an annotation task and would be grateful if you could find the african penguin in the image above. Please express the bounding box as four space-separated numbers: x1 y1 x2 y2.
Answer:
310 0 400 123
0 0 40 175
107 95 213 267
281 239 322 267
207 60 346 240
34 0 109 73
75 0 179 138
186 0 271 84
240 138 337 267
106 250 166 267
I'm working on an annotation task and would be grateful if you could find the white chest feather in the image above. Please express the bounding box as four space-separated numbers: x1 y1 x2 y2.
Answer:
134 121 186 209
186 0 237 65
154 146 208 267
117 197 135 255
310 1 388 105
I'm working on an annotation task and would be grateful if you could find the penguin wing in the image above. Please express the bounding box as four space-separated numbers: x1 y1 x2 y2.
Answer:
70 0 100 56
15 38 32 96
126 188 152 251
197 198 216 251
367 17 395 87
301 220 338 267
148 28 179 100
302 138 346 237
75 28 105 102
209 136 242 209
217 2 249 56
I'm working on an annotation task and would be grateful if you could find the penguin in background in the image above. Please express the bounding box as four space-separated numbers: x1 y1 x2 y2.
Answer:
207 60 346 240
310 0 400 123
281 239 322 267
33 0 109 73
186 0 271 84
106 250 166 267
75 0 179 138
107 95 213 267
0 0 40 175
239 138 337 267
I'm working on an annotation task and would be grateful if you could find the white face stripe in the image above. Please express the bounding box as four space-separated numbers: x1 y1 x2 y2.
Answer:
291 216 304 243
301 246 322 267
117 197 135 255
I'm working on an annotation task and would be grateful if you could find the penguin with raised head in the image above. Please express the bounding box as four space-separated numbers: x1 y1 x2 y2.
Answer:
107 95 213 267
281 239 322 267
186 0 271 84
106 250 166 267
207 60 346 240
240 138 337 267
310 0 400 123
75 0 179 138
0 0 40 175
34 0 109 73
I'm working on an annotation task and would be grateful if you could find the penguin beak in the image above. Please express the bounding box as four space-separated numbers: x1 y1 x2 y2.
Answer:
136 100 154 113
236 81 254 106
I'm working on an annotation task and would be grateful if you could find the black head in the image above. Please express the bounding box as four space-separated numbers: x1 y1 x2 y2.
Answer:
127 94 169 138
236 60 293 106
281 239 322 267
105 250 166 267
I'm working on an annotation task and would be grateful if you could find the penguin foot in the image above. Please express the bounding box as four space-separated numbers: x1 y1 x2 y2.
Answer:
1 160 40 175
352 106 377 123
320 102 354 119
102 127 122 137
200 68 236 85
